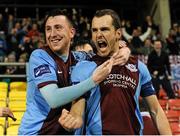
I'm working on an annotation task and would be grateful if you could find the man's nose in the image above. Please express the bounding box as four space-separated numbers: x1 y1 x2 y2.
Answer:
96 30 103 38
51 29 57 36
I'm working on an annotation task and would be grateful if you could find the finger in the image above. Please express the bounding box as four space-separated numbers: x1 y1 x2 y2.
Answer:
61 109 69 119
65 118 77 129
119 40 127 48
113 53 124 60
112 52 118 58
107 58 114 72
113 61 126 66
8 114 17 121
2 108 8 117
62 109 69 114
63 114 73 125
63 115 76 128
59 109 69 124
113 58 126 66
59 115 70 127
7 109 14 117
7 109 16 121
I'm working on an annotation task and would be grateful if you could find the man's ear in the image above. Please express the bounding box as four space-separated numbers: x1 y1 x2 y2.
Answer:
116 28 121 40
70 27 76 38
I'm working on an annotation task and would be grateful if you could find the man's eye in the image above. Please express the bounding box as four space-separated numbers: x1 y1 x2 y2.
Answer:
55 25 63 30
92 29 97 33
101 28 108 31
46 27 51 32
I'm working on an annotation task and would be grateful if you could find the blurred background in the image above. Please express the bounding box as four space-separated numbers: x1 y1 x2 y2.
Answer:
0 0 179 135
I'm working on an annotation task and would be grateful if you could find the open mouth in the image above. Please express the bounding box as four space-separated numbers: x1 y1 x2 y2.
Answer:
97 41 107 48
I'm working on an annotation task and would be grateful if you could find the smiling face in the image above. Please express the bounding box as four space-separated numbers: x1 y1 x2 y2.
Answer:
45 15 75 56
91 15 121 57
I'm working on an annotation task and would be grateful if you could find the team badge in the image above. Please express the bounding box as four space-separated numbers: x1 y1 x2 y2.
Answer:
34 64 51 77
125 64 137 72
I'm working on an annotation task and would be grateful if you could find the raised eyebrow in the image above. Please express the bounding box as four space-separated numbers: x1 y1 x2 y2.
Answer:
54 24 63 28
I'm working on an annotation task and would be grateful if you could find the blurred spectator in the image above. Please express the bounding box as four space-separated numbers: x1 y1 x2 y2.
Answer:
0 31 7 58
6 27 19 54
7 14 15 35
13 53 27 81
17 34 34 60
21 17 32 32
122 19 152 54
121 19 133 34
37 39 45 49
147 39 175 99
2 52 17 83
4 52 17 74
0 14 6 33
172 22 178 33
73 38 95 54
166 28 179 55
141 38 153 55
14 22 27 42
176 25 180 44
27 23 40 38
142 15 159 35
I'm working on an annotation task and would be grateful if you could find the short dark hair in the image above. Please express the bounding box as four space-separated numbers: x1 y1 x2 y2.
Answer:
93 9 121 30
73 37 96 51
43 9 74 28
42 9 74 42
153 39 162 44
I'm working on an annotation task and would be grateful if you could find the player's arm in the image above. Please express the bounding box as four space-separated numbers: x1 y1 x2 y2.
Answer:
139 61 172 135
58 98 85 131
40 58 113 108
144 95 172 135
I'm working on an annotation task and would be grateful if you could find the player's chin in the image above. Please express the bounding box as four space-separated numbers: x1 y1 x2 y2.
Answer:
98 51 109 57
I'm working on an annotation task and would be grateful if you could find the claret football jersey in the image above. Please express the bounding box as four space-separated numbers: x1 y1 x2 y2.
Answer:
72 55 155 135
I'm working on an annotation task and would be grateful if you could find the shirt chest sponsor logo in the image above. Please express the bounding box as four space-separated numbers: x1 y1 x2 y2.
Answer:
125 64 137 72
105 74 137 89
34 64 51 77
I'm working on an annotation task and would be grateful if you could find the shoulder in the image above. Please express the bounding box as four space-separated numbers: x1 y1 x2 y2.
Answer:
71 60 97 81
30 49 48 58
138 60 148 73
162 51 168 56
72 51 89 61
76 60 97 68
127 56 139 65
73 60 97 73
29 49 54 63
138 60 152 83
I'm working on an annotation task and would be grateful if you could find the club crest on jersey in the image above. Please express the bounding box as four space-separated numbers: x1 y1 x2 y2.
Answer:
34 64 51 77
125 64 137 72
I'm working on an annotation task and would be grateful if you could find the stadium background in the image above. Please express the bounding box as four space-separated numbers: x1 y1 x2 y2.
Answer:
0 0 179 135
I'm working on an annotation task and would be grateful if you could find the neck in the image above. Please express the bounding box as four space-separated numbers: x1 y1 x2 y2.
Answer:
156 50 161 56
56 51 69 56
110 42 119 56
55 45 70 57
